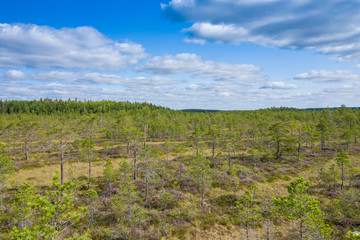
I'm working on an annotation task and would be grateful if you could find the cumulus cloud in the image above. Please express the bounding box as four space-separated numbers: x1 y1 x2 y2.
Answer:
284 83 360 108
140 53 205 74
294 70 360 83
162 0 360 60
0 70 27 80
139 53 264 83
0 23 146 70
261 81 298 89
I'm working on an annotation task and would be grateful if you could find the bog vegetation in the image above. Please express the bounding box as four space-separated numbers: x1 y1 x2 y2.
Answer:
0 99 359 239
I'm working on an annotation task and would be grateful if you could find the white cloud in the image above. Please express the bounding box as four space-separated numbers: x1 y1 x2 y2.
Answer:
139 53 264 83
32 71 78 81
139 53 205 74
261 81 298 89
184 23 250 45
213 0 281 5
75 73 184 86
163 0 360 60
0 23 146 70
294 70 360 83
26 71 185 87
183 22 292 47
183 37 206 45
0 70 27 80
167 0 195 7
282 84 360 108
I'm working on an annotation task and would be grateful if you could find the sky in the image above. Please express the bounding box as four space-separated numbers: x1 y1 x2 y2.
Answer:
1 0 360 110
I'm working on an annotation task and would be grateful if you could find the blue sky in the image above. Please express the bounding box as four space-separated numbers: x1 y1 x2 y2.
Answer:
1 0 360 110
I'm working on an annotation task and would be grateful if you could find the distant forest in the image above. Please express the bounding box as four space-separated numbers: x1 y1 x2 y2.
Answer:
0 99 167 114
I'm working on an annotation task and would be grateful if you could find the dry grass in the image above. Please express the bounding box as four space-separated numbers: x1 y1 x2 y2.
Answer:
10 157 127 187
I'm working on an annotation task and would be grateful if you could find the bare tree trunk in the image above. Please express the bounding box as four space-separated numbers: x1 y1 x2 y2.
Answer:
212 139 215 160
266 220 271 240
60 150 64 185
145 177 148 199
276 141 281 160
0 185 3 208
166 143 169 161
355 135 358 145
143 125 147 148
61 146 64 185
127 142 130 158
90 127 93 141
228 152 232 171
179 162 183 180
25 134 29 161
321 139 325 150
88 160 92 189
201 190 204 207
133 149 137 180
246 224 249 240
341 160 344 190
108 181 112 197
311 140 315 154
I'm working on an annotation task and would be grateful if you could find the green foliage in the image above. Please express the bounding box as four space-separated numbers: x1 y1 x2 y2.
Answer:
188 151 212 207
334 188 360 224
113 178 139 208
274 177 333 239
103 159 116 196
85 189 98 200
103 159 115 181
234 191 262 239
0 143 15 185
0 99 166 114
268 121 296 160
336 150 350 166
349 230 360 240
212 194 240 208
9 171 88 240
336 149 351 190
0 143 15 206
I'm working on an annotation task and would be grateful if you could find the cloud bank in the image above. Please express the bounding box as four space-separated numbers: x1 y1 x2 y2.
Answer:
294 70 360 83
261 81 298 89
139 53 264 83
0 23 146 70
163 0 360 60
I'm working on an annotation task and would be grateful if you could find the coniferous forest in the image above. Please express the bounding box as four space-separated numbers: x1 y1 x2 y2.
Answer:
0 100 360 240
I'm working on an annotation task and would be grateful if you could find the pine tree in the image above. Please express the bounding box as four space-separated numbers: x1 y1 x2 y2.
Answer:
189 150 212 207
336 149 351 190
234 191 261 240
274 177 333 240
